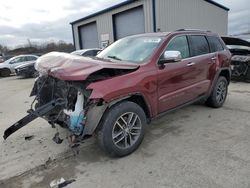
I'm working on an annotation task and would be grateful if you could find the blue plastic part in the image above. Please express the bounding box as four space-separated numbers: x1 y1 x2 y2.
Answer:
68 113 86 135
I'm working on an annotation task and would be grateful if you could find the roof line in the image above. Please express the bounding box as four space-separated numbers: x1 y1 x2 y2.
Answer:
70 0 229 25
204 0 230 11
70 0 137 25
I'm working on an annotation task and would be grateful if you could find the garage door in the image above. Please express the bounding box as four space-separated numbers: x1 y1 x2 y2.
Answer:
113 6 145 40
79 22 98 49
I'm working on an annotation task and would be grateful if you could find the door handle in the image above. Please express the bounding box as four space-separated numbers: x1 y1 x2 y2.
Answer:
187 62 195 66
211 57 217 61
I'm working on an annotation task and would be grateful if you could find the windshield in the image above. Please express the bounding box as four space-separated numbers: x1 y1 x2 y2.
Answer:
4 56 17 64
97 36 163 63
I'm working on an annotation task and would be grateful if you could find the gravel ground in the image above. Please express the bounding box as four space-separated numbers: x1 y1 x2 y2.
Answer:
0 76 250 188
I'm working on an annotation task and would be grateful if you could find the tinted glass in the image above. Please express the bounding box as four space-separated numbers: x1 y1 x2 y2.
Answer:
83 50 94 56
166 36 190 59
93 50 100 56
189 35 209 56
207 36 224 52
27 56 37 61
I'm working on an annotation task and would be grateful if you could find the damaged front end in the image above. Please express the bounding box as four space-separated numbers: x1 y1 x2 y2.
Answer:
4 76 105 141
3 52 138 141
221 36 250 81
231 55 250 81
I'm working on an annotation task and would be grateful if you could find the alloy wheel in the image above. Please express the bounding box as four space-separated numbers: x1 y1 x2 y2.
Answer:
216 80 227 104
112 112 142 149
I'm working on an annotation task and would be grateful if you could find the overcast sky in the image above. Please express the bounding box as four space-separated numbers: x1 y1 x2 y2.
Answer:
0 0 249 48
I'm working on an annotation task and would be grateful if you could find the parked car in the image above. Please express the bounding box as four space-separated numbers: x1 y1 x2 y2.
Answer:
221 36 250 81
0 55 4 63
71 48 102 56
15 61 38 78
4 30 231 157
0 55 38 77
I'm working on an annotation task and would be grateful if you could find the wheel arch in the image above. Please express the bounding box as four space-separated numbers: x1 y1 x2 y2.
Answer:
106 93 151 119
0 68 11 77
91 93 152 135
207 67 231 97
219 68 231 84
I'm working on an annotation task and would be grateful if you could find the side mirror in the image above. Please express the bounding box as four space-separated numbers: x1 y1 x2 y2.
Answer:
159 51 182 64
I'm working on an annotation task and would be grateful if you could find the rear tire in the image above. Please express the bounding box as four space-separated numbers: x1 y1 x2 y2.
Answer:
206 76 228 108
97 101 146 157
0 69 11 77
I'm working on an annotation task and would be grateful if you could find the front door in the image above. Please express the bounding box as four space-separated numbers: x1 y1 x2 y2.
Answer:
157 35 201 113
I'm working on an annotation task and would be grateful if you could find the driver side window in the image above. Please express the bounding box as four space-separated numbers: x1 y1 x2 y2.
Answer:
10 57 26 64
10 57 21 64
165 36 190 59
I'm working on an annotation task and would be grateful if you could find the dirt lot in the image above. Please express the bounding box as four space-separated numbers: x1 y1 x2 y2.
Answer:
0 76 250 188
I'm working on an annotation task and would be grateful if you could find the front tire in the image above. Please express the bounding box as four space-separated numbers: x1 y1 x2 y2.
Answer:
97 101 146 157
206 76 228 108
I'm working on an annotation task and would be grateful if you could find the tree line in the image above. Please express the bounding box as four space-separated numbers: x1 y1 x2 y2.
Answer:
0 40 75 59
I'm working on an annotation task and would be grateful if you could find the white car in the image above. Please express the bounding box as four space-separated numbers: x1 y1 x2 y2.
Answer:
70 48 102 56
0 55 38 77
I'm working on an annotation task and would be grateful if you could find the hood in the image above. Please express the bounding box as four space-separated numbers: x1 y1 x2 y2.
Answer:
15 61 35 69
35 52 139 81
221 36 250 47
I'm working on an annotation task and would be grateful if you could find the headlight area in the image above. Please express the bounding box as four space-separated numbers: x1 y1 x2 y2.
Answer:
31 76 94 136
3 74 109 146
29 75 106 143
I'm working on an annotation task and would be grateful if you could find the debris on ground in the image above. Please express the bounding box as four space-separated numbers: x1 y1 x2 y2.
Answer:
50 177 76 188
24 135 34 141
45 157 52 166
52 132 63 144
68 135 80 155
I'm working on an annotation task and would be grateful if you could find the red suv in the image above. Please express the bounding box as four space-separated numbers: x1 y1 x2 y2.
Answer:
4 30 231 157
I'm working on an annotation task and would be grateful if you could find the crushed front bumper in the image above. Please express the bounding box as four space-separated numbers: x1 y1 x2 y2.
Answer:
3 75 107 140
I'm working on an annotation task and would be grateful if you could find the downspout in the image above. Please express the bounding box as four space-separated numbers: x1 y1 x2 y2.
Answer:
152 0 156 32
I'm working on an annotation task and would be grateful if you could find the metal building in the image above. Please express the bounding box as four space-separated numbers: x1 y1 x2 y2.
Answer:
70 0 229 50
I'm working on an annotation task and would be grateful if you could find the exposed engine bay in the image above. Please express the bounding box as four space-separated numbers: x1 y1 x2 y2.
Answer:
3 52 139 144
222 36 250 81
30 76 89 135
3 75 103 143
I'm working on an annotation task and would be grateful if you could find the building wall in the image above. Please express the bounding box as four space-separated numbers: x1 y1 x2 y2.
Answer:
155 0 228 35
73 0 153 50
72 0 228 50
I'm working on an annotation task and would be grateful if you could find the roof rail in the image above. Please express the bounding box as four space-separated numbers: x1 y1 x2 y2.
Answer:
176 29 212 32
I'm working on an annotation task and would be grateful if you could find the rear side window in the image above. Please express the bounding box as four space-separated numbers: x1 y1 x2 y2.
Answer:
27 56 37 61
93 50 101 56
207 36 224 52
189 35 209 56
166 36 190 59
83 50 95 56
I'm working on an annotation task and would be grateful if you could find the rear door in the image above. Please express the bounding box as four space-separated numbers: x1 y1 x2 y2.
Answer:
206 35 227 80
187 35 214 96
